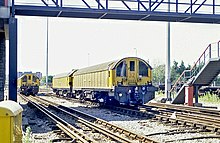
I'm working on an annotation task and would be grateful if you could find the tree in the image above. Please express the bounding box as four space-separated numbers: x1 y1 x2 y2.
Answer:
178 60 186 75
171 60 180 83
152 64 165 85
153 60 190 85
41 76 53 84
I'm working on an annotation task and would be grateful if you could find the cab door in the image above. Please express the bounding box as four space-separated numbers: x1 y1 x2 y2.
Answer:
127 59 137 85
27 75 32 86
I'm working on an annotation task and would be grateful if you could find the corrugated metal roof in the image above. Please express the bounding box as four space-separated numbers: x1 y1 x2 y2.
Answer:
74 61 116 75
53 69 77 78
74 57 152 75
53 72 69 78
53 57 152 77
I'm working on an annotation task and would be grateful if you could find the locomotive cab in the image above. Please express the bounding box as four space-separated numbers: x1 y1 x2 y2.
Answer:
17 74 40 95
113 57 155 105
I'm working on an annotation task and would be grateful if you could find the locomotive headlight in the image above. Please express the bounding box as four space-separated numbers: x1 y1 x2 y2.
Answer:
119 93 123 97
142 86 146 91
98 98 104 103
128 90 132 93
135 87 138 91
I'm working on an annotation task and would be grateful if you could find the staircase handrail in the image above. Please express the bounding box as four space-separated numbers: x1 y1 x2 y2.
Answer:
169 41 220 93
169 70 191 92
190 44 211 71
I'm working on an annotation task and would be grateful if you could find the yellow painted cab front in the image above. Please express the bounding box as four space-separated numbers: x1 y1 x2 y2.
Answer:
112 57 155 105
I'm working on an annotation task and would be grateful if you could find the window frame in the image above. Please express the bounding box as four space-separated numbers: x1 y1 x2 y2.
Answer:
116 61 127 77
139 61 148 77
130 61 135 71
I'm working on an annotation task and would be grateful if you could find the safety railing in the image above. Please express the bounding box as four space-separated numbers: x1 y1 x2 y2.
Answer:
170 40 220 95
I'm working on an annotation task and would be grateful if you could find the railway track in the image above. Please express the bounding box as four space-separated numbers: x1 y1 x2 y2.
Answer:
19 94 158 143
37 93 220 142
146 102 220 117
148 103 220 132
106 105 220 142
44 93 220 134
19 94 98 143
107 103 220 134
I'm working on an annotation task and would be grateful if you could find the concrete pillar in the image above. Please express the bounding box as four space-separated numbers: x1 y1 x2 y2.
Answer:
0 32 5 101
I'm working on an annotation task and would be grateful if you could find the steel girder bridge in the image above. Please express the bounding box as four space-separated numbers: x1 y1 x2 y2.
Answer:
1 0 220 101
12 0 220 23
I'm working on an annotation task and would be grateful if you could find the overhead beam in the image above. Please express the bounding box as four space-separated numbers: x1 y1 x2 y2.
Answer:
13 5 220 24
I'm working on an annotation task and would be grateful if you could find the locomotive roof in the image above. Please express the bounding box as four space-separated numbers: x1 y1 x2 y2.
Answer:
54 69 77 78
74 57 152 75
18 73 39 79
111 57 152 70
74 61 116 75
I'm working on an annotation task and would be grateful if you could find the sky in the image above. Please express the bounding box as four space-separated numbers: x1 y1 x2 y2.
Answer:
6 16 220 76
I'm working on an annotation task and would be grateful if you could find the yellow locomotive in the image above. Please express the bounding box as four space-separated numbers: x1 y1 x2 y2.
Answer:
53 57 156 105
17 73 40 95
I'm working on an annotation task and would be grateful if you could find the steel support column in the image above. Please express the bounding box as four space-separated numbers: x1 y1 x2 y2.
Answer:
0 32 5 101
165 0 171 101
194 85 199 104
165 22 171 101
9 17 17 101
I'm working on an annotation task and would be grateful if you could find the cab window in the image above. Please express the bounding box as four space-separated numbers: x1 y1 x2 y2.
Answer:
28 76 31 80
33 76 37 82
139 61 148 77
116 61 127 77
130 61 135 71
22 76 27 82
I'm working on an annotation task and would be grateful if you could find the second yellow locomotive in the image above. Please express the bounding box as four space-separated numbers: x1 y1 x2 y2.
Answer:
17 73 40 95
53 57 156 105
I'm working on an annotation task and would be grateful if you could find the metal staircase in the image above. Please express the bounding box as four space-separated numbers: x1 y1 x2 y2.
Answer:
171 41 220 104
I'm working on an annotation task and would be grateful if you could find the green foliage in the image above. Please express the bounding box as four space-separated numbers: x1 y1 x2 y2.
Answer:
152 64 165 85
156 91 165 97
153 60 191 85
22 126 32 143
214 76 220 86
178 61 186 74
41 75 53 84
199 92 220 103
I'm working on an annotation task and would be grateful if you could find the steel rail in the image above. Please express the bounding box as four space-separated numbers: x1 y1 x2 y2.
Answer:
147 102 220 116
106 105 220 133
18 94 97 143
33 96 158 143
31 97 133 143
158 108 220 124
165 135 220 143
158 111 220 130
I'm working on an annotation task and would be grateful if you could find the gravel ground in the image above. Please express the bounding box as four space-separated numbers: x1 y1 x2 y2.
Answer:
11 92 220 143
18 96 71 143
38 95 220 143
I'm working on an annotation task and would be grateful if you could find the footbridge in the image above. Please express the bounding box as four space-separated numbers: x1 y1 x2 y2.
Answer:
1 0 220 101
11 0 220 23
171 41 220 104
